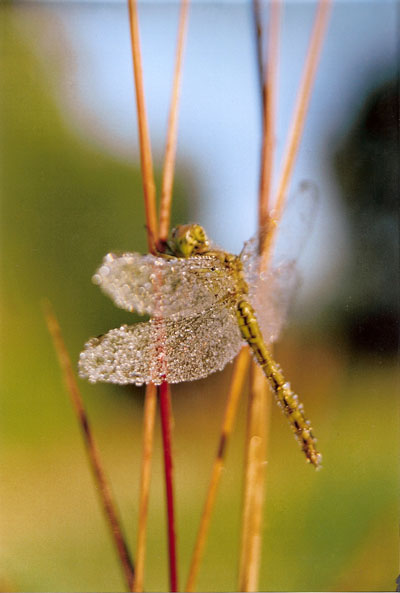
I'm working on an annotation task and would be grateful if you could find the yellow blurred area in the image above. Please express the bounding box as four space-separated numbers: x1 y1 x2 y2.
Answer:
1 339 398 591
1 5 398 592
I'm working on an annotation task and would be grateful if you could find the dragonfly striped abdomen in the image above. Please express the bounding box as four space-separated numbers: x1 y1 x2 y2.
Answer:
236 298 320 467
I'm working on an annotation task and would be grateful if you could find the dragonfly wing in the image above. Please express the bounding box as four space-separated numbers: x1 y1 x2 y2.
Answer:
78 303 243 385
92 252 236 319
249 262 301 343
270 180 319 267
241 181 317 342
241 239 300 343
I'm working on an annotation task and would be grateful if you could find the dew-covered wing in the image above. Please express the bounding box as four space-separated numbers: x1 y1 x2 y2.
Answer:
78 303 243 385
241 181 317 342
269 180 318 267
92 252 236 319
247 258 300 344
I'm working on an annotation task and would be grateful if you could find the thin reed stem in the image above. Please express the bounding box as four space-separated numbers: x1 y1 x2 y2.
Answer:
159 381 179 592
127 3 184 590
252 0 266 114
158 0 190 245
261 0 331 266
258 0 281 253
238 4 280 591
155 4 191 587
127 0 158 252
239 3 331 589
238 362 270 592
43 300 135 592
134 383 157 593
185 348 250 592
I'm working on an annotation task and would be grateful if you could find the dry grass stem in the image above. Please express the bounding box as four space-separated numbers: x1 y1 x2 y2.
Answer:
261 0 331 267
127 0 189 583
159 381 179 592
238 362 270 592
127 0 158 251
154 4 192 587
238 4 281 590
158 0 190 244
252 0 266 112
128 3 188 588
43 300 135 592
134 383 157 593
240 3 331 589
258 0 281 253
185 348 250 592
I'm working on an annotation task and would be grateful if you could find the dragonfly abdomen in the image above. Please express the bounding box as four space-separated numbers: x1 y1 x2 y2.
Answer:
236 299 321 468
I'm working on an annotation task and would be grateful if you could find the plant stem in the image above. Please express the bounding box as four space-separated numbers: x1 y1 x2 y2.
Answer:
158 0 190 245
127 2 189 589
238 4 280 591
239 2 331 589
159 381 179 592
252 0 266 115
261 0 331 267
43 300 135 592
258 0 281 255
127 0 158 252
127 4 159 589
238 362 270 592
185 348 250 592
156 3 191 587
134 383 157 592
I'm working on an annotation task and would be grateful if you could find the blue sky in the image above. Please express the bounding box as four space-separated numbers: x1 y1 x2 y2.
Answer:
21 0 399 310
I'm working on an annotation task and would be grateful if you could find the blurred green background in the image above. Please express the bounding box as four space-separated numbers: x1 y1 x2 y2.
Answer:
1 3 398 592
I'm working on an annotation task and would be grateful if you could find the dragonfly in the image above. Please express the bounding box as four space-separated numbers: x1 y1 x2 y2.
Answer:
79 185 321 467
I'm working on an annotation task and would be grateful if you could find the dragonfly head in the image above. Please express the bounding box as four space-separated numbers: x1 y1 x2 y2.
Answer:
169 224 210 258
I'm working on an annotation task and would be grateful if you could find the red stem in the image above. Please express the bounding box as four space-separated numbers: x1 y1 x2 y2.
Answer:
159 381 179 592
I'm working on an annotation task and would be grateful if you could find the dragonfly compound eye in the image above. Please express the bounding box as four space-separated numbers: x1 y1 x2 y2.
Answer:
170 224 210 257
190 224 210 253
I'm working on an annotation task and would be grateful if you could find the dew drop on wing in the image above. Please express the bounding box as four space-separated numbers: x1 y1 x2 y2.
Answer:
91 252 237 320
241 181 318 345
78 302 244 385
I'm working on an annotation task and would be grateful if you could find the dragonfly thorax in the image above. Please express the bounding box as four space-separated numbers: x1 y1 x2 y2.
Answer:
168 224 210 258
